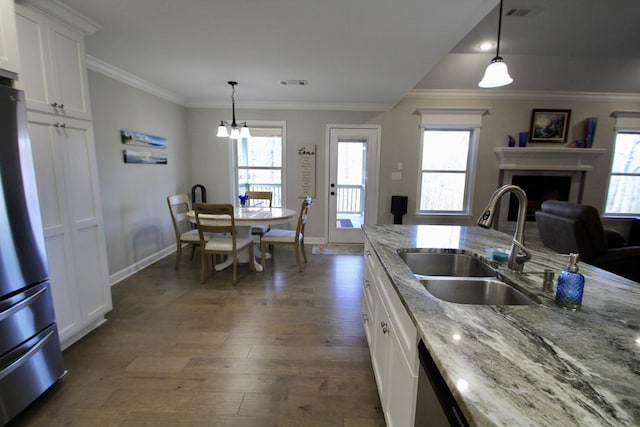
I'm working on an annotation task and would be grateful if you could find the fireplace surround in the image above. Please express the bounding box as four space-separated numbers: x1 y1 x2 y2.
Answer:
493 147 606 226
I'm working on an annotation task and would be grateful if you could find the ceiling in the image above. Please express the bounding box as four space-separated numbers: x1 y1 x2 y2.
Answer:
33 0 640 109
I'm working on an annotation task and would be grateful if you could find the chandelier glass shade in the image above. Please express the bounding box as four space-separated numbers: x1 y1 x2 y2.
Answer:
216 81 251 140
478 0 513 88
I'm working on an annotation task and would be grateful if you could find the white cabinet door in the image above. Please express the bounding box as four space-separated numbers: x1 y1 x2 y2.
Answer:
15 6 56 113
364 238 418 427
385 326 418 427
28 113 111 346
28 115 83 339
46 18 91 120
0 0 20 78
58 118 111 320
15 5 91 120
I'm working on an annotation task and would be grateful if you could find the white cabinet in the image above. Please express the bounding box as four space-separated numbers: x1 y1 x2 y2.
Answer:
363 240 418 427
0 0 20 78
15 3 111 349
15 4 91 120
27 113 111 346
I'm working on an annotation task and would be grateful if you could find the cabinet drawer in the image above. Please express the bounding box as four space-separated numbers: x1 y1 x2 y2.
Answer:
0 282 56 356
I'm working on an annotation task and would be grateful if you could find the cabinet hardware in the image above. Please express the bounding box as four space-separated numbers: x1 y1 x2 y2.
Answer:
53 122 66 128
362 313 369 322
380 321 389 334
50 102 64 109
364 279 370 288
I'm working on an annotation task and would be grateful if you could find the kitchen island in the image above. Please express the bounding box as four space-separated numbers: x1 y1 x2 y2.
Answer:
363 224 639 426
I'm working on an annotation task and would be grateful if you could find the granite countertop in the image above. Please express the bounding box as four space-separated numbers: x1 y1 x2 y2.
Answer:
363 224 639 427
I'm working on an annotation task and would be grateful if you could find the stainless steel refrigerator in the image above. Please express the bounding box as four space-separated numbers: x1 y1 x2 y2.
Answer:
0 84 64 425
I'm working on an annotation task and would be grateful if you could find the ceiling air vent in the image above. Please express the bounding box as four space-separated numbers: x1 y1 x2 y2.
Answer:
280 80 308 86
505 8 541 17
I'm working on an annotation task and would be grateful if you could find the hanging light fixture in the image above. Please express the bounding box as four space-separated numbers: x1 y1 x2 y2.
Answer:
216 81 251 140
478 0 513 88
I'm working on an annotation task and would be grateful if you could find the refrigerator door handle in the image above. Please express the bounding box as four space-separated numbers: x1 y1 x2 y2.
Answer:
0 286 48 322
0 328 56 381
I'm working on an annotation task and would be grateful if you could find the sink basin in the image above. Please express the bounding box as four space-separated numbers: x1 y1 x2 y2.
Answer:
399 252 495 277
421 278 537 305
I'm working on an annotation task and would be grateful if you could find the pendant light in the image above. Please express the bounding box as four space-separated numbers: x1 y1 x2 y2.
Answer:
216 81 251 140
478 0 513 88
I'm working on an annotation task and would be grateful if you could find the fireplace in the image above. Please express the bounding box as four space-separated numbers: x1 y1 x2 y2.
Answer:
508 175 571 221
492 147 606 228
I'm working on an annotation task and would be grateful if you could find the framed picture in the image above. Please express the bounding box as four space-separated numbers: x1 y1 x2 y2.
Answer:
121 129 167 149
529 109 571 143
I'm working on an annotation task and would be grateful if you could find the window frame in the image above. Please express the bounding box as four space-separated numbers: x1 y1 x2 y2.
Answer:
604 111 640 217
414 109 486 218
231 120 287 208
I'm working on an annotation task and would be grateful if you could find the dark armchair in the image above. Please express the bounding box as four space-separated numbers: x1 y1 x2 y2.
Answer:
535 200 640 282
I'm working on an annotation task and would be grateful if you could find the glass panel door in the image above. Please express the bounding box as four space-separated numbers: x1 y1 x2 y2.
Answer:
328 127 380 244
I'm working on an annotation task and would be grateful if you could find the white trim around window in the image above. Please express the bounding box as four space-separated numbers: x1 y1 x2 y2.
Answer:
414 108 488 218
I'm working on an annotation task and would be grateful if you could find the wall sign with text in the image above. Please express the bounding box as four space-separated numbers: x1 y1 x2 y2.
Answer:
296 145 316 197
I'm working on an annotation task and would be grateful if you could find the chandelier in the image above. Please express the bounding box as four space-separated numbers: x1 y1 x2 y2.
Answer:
216 81 251 140
478 0 513 88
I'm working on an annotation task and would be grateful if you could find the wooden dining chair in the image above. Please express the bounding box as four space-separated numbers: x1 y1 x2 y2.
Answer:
194 203 254 285
245 191 273 238
260 197 312 272
167 193 203 270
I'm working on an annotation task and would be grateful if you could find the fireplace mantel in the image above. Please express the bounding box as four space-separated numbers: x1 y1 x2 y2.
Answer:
494 147 606 171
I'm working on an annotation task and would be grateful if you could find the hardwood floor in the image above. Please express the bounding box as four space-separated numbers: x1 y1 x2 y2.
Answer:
9 246 385 426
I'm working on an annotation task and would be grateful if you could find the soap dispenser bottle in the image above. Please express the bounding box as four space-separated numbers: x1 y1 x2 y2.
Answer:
555 253 585 311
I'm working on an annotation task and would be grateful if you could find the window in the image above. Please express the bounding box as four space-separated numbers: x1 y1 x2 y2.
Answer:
234 124 285 207
605 131 640 215
415 109 486 216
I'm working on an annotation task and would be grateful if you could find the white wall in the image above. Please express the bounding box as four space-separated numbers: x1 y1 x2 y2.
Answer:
87 71 189 278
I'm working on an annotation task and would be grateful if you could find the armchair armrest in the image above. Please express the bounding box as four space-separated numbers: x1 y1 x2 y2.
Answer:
604 228 626 249
592 246 640 282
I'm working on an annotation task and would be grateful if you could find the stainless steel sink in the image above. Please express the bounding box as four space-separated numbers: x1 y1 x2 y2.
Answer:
398 252 495 277
421 278 537 305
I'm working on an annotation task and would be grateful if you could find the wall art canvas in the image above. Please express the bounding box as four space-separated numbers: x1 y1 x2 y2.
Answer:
123 149 167 164
529 109 571 143
121 129 167 149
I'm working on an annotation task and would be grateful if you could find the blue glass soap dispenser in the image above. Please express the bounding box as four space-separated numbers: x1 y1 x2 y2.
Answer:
555 253 585 311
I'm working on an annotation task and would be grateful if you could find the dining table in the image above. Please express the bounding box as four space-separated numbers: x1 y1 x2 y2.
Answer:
186 206 297 272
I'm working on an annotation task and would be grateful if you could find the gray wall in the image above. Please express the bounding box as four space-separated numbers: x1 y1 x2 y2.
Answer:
87 68 639 279
88 71 190 278
186 107 378 240
368 95 640 228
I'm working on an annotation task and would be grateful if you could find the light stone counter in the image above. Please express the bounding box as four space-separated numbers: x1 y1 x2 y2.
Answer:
362 224 639 426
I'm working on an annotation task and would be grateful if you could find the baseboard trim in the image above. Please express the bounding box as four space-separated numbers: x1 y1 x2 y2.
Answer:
109 245 175 286
109 239 327 286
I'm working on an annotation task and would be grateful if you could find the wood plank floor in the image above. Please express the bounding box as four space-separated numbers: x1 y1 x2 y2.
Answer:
9 246 385 426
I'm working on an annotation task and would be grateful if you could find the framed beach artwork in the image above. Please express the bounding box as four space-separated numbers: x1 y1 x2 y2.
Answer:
529 109 571 143
123 149 167 164
121 129 167 149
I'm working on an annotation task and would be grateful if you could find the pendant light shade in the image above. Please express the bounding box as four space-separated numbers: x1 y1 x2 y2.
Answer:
217 81 250 140
478 0 513 88
478 57 513 88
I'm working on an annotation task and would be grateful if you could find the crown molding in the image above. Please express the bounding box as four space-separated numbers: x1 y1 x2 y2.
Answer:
185 99 392 111
406 89 640 103
18 0 103 35
86 55 186 105
87 54 391 111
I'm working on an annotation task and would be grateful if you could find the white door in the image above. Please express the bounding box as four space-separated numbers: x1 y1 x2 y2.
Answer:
327 126 380 244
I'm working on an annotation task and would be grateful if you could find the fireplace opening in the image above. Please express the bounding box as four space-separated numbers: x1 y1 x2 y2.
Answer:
508 175 572 221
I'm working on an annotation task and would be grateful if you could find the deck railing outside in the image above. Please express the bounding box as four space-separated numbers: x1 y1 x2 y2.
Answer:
336 184 364 214
240 183 363 215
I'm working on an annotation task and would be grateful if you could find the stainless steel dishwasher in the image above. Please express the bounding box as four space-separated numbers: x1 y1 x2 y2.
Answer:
415 340 469 427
